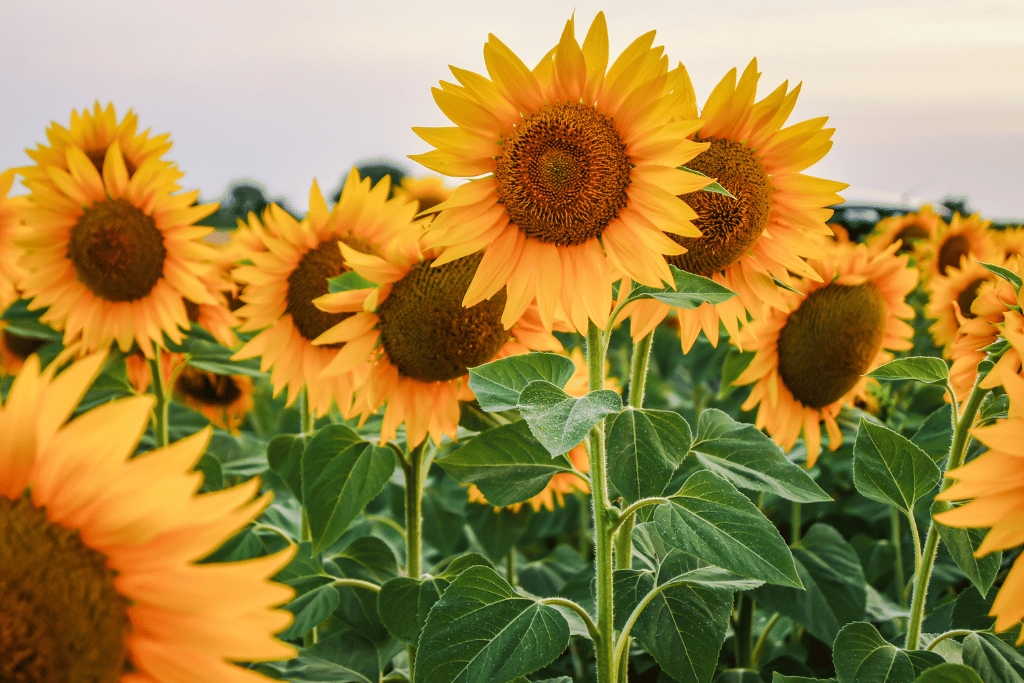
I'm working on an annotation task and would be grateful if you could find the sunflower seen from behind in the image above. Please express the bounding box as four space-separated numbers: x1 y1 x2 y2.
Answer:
17 108 222 358
734 241 917 466
0 351 295 682
232 171 415 417
313 221 561 447
627 59 847 352
935 368 1024 642
413 12 711 334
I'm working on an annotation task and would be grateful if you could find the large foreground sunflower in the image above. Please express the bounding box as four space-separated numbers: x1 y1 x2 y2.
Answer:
935 368 1024 642
734 242 917 466
232 172 415 417
313 223 561 446
0 352 294 681
17 110 221 358
626 59 846 352
412 12 711 333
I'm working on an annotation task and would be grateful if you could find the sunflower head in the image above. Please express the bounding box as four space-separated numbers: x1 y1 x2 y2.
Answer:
392 176 452 220
866 205 945 259
918 211 995 280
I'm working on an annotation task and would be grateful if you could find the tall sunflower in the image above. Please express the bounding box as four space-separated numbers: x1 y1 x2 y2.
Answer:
17 111 221 358
0 169 28 310
412 12 711 333
919 212 996 282
925 255 1003 355
626 59 847 352
313 222 561 447
865 205 945 259
0 351 295 681
232 171 416 417
935 368 1024 642
734 241 917 466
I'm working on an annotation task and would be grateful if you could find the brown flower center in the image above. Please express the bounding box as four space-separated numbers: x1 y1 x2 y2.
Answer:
776 282 888 409
377 254 511 382
893 223 929 253
956 278 987 320
937 234 971 275
68 198 166 302
286 237 373 343
494 102 631 246
0 494 130 682
667 138 772 277
175 366 244 406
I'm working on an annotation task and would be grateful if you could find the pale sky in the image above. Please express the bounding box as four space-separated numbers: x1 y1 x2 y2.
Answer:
2 0 1023 219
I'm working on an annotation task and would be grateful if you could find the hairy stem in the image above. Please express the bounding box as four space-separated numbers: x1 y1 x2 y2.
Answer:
147 349 170 449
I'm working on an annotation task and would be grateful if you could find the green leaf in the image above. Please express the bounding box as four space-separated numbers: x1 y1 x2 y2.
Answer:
265 631 379 683
278 583 340 641
267 433 307 501
376 554 492 643
625 265 737 309
833 622 945 683
332 537 397 645
328 270 378 293
679 165 737 199
912 405 954 465
853 420 941 515
302 427 395 553
607 408 691 505
932 499 1001 598
613 569 655 631
468 352 576 412
652 470 802 587
633 577 734 683
415 565 570 683
978 260 1023 292
753 524 867 644
962 632 1024 683
689 409 831 503
913 664 983 683
773 677 836 683
518 381 622 457
436 421 579 507
867 357 950 384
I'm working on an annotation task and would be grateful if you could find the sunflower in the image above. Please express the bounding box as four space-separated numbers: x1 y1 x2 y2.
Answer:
0 351 295 681
865 205 945 259
993 226 1024 261
467 348 608 511
734 241 917 466
919 212 996 282
17 113 221 359
174 365 255 433
392 176 452 221
625 59 847 353
412 12 712 334
232 171 414 417
0 169 29 310
925 255 1003 355
935 368 1024 642
312 220 562 447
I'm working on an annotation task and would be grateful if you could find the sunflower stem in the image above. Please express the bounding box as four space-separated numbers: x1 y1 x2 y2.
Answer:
587 321 617 683
402 439 433 682
299 386 313 435
733 593 754 668
750 612 782 667
891 507 907 607
904 375 987 650
790 502 802 545
147 348 170 449
629 331 654 409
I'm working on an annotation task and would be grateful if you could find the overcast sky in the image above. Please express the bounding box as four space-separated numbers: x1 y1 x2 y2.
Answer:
2 0 1022 220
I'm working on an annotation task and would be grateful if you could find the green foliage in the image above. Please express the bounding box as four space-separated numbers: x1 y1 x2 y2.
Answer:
624 265 737 309
517 381 621 456
853 420 941 515
468 352 576 412
867 357 950 385
833 622 944 683
607 407 691 505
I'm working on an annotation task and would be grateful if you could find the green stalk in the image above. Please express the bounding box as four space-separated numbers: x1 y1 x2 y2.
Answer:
401 440 434 681
891 508 906 606
628 332 654 409
147 349 170 449
904 376 987 649
299 386 313 435
734 594 754 668
588 321 616 683
791 502 802 545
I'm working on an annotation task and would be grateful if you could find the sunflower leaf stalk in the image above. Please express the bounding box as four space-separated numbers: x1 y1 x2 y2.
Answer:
147 346 170 449
904 373 988 649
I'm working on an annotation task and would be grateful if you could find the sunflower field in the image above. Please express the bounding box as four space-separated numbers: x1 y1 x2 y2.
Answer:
3 11 1024 683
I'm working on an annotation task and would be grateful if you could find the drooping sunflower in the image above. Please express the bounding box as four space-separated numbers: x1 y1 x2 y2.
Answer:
0 351 295 681
934 368 1024 642
734 241 917 466
412 12 712 333
313 223 562 447
919 212 996 282
925 255 1004 355
467 347 608 511
865 205 945 259
392 176 452 222
0 169 29 310
17 113 221 358
626 59 846 352
232 171 415 417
